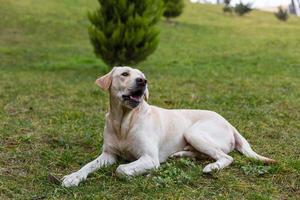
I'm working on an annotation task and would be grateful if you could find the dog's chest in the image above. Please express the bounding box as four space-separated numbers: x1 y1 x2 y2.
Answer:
107 132 141 161
118 141 136 160
106 111 145 161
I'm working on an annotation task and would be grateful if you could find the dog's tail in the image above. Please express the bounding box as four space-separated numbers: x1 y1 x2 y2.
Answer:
232 127 276 164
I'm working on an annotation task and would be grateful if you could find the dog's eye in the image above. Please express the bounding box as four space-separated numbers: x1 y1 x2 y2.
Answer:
121 72 129 77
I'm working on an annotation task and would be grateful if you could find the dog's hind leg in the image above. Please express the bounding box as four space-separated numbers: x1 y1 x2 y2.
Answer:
183 122 233 173
171 151 199 158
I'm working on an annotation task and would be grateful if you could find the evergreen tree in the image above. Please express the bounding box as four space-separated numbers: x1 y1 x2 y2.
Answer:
223 0 232 14
163 0 184 21
88 0 163 67
224 0 231 6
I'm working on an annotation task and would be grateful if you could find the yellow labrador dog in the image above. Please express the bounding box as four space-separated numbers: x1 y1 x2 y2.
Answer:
62 66 275 187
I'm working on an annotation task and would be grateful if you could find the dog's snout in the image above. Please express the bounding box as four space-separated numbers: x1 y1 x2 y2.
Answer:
136 77 147 86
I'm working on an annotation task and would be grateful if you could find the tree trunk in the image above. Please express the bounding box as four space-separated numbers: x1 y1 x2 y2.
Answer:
295 0 300 16
291 0 297 15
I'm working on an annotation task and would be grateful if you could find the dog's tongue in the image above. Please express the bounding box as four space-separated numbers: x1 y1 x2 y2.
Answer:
130 95 141 101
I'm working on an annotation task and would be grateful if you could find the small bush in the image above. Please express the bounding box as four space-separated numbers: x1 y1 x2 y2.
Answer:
234 2 252 16
223 6 233 14
163 0 184 21
275 6 289 21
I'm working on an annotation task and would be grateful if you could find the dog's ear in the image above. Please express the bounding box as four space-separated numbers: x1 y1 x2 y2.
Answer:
144 87 149 101
95 68 115 90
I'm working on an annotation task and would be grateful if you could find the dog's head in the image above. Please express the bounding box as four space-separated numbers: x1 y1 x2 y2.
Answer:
95 66 149 109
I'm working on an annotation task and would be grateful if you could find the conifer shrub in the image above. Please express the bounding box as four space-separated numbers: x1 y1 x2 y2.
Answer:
88 0 164 67
163 0 184 21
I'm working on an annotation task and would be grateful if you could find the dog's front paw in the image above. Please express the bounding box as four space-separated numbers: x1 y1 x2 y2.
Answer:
116 165 134 177
62 172 85 187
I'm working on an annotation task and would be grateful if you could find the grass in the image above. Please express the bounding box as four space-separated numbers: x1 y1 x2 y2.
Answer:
1 0 300 199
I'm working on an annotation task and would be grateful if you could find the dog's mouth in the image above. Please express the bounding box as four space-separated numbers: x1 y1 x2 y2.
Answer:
122 89 145 103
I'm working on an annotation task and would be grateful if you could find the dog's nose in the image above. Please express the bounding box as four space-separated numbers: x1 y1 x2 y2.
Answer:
136 77 147 86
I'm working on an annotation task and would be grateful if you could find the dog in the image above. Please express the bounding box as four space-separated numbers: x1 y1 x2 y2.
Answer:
62 66 275 187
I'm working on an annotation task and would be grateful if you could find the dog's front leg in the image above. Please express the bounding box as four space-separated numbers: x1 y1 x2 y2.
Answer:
116 155 159 177
62 152 116 187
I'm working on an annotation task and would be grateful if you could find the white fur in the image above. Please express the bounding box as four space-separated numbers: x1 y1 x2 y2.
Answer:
62 67 274 187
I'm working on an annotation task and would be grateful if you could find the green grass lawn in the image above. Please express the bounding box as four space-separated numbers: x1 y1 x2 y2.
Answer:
1 0 300 199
